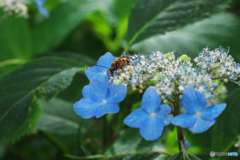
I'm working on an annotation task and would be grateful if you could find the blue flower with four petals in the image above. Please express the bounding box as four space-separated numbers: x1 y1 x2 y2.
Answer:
85 52 115 82
124 87 173 141
172 87 226 133
74 80 127 119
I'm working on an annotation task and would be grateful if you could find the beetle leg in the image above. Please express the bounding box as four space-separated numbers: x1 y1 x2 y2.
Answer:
111 70 114 77
107 69 110 80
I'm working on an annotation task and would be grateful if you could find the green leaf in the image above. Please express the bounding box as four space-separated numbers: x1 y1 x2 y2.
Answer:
65 154 105 159
131 12 240 59
105 128 170 156
126 0 229 50
131 101 141 111
65 152 161 160
167 151 201 160
112 152 160 160
0 12 32 60
0 56 86 142
212 88 240 152
35 98 83 135
112 0 138 23
33 0 112 55
168 151 183 160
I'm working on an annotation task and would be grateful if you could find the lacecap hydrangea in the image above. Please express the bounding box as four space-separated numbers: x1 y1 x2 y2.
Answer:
73 46 238 141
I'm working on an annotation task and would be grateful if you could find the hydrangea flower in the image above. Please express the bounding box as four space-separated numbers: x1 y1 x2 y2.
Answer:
34 0 49 18
172 87 226 133
85 52 115 83
0 0 28 17
74 80 127 119
124 87 173 141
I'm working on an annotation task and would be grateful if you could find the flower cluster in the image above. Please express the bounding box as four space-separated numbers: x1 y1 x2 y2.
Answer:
0 0 49 18
109 51 215 101
194 46 240 85
74 46 234 141
0 0 28 17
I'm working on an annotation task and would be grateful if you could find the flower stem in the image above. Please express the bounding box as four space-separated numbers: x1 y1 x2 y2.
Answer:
174 95 186 160
40 130 71 154
102 116 108 145
0 12 10 28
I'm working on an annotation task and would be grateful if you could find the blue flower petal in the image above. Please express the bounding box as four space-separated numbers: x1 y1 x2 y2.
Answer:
159 104 172 113
182 87 207 114
106 85 127 103
171 113 197 128
161 114 173 126
124 109 149 128
97 52 115 72
105 104 120 114
82 85 90 98
155 105 173 126
73 98 101 119
90 80 108 102
95 105 107 118
189 118 215 133
94 104 119 118
185 140 191 150
85 66 107 82
34 0 49 18
141 87 161 114
139 118 165 141
201 103 226 120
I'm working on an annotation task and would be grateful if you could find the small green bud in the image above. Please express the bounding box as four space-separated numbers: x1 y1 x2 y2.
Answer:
165 52 171 59
118 80 123 84
181 55 190 62
148 75 163 85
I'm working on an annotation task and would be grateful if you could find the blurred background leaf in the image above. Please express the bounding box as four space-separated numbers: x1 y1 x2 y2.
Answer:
35 98 82 135
212 88 240 152
33 0 113 55
130 12 240 60
126 0 230 51
0 56 86 143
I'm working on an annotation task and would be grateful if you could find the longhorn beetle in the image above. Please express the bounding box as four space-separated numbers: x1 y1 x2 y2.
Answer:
87 56 134 79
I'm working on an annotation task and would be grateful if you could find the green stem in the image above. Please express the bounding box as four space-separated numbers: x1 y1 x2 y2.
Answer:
174 95 186 160
76 120 90 156
0 59 29 68
40 131 71 154
102 116 108 145
0 12 10 28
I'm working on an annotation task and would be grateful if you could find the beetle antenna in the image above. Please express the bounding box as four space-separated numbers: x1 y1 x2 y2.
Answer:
86 65 109 70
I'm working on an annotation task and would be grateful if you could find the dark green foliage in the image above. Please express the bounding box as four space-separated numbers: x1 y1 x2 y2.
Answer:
33 0 111 55
131 12 240 59
65 152 161 160
212 88 240 151
35 98 82 135
0 57 86 142
0 12 32 61
126 0 230 49
112 152 160 160
168 151 201 160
